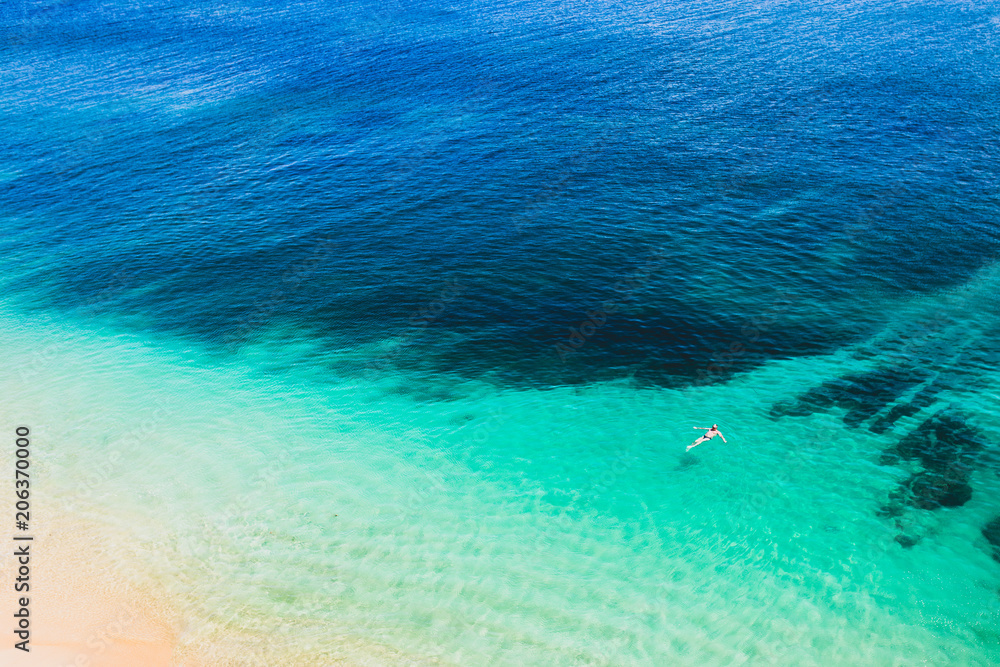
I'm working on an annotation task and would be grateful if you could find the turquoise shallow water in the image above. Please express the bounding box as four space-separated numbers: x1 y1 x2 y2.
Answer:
5 262 1000 664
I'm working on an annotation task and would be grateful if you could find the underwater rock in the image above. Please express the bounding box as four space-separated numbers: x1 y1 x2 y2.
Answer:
769 378 852 418
878 408 988 526
771 366 928 427
869 382 945 434
883 409 986 471
840 367 931 428
876 499 904 518
904 469 973 510
983 517 1000 546
983 517 1000 562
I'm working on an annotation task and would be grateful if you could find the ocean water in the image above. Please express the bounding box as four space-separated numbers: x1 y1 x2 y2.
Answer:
2 0 1000 664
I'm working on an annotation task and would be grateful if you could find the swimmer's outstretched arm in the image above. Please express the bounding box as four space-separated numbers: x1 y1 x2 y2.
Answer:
693 426 710 430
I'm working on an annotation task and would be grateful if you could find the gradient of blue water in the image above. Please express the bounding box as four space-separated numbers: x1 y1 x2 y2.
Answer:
3 0 998 372
2 0 1000 663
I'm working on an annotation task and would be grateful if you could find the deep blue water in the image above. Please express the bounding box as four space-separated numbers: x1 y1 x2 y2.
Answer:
3 0 998 388
2 0 1000 663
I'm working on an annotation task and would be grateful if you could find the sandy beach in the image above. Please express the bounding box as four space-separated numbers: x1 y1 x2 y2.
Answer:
0 509 449 666
0 515 178 667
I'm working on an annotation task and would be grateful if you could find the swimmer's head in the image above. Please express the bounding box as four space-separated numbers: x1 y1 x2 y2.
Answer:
712 424 718 429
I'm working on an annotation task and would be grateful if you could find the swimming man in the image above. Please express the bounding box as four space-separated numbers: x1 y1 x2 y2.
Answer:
688 424 727 451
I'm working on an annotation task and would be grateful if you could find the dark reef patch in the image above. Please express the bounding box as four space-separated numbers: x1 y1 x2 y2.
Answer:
902 469 973 510
983 517 1000 562
869 382 946 434
877 410 989 532
879 409 986 471
769 366 928 426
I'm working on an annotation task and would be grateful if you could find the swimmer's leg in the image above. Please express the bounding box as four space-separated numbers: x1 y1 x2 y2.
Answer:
687 437 708 451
